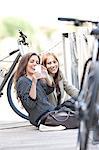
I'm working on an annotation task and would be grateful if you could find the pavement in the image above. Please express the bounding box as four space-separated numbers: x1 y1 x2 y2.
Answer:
0 120 33 130
0 90 99 150
0 121 99 150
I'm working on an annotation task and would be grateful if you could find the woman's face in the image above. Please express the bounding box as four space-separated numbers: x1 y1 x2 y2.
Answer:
26 55 40 75
46 55 59 75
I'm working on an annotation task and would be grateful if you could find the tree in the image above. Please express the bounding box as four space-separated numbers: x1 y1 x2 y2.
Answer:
0 17 35 41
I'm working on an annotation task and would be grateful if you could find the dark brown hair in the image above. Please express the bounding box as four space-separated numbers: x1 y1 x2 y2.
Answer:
14 52 40 84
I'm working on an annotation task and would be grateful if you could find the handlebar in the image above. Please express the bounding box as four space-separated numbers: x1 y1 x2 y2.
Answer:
58 17 99 26
9 49 19 56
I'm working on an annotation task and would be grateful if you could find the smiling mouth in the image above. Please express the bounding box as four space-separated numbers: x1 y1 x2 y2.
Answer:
51 68 57 72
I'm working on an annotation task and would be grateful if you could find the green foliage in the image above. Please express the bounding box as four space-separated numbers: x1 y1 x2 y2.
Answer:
0 17 58 53
40 26 57 39
0 17 35 40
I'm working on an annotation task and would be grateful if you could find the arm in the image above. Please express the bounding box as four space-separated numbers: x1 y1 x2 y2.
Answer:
16 77 37 109
62 75 79 99
45 73 54 86
40 65 53 86
37 65 54 94
29 76 37 99
40 79 54 95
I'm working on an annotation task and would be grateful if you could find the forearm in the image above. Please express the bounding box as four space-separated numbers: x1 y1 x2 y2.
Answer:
64 82 79 98
45 74 53 86
29 79 37 100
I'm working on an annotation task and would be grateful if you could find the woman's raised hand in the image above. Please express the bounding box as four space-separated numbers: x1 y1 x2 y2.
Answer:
33 65 48 80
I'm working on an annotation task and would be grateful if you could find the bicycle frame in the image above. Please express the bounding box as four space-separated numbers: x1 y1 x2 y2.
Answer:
0 51 21 97
0 30 29 97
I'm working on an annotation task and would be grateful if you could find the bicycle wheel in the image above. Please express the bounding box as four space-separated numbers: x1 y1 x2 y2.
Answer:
7 74 29 120
77 62 99 150
77 120 90 150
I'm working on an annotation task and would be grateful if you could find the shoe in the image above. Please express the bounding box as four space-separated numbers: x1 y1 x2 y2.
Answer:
39 124 66 132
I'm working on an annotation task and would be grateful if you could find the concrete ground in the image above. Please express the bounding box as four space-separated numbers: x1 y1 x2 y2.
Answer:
0 120 99 150
0 90 99 150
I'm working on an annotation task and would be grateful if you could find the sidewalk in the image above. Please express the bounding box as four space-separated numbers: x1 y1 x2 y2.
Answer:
0 88 25 122
0 120 78 150
0 120 99 150
0 93 99 150
0 120 33 130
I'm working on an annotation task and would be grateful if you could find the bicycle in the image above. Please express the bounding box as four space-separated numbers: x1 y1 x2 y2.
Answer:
58 17 99 150
76 28 99 150
0 30 29 120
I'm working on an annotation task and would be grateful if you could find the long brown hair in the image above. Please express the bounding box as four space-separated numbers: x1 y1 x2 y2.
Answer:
14 52 40 86
42 53 59 67
42 52 62 104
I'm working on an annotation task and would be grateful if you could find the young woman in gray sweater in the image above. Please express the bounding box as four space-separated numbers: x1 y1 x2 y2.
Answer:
14 52 79 130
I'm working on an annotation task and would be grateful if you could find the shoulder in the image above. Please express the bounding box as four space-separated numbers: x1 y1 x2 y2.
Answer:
17 76 28 83
17 76 31 87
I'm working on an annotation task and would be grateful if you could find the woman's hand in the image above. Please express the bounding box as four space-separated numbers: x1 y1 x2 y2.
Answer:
41 66 53 86
33 65 53 86
41 65 49 79
33 65 48 79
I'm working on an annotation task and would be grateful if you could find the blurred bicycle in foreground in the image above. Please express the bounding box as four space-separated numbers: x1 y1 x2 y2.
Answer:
58 17 99 150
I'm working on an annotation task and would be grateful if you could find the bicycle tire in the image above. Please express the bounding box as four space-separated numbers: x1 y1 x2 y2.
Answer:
7 74 29 120
77 118 90 150
77 62 99 150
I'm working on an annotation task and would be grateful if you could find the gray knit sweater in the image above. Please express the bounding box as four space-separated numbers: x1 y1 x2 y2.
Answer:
16 76 55 126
